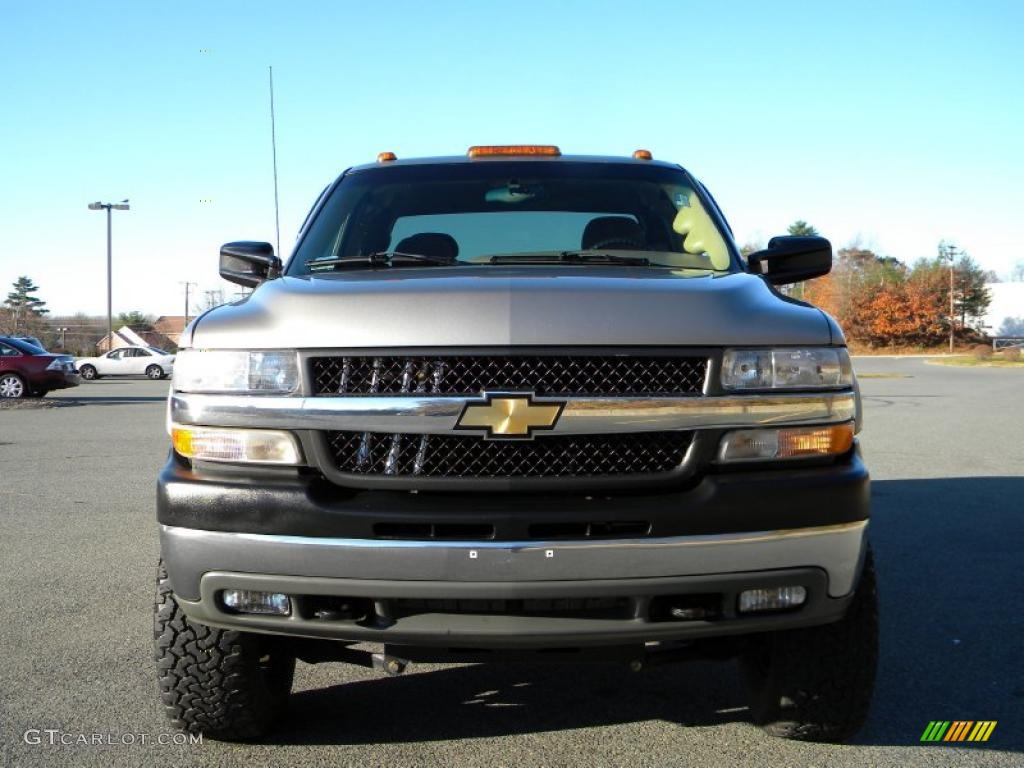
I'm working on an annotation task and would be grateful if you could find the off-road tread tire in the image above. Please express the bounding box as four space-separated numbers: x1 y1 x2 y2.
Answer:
153 559 294 741
741 548 878 743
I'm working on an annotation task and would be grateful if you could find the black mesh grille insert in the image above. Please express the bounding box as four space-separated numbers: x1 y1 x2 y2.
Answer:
311 355 707 397
325 431 693 478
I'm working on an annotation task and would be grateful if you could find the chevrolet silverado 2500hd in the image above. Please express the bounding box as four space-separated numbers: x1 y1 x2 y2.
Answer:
155 146 875 742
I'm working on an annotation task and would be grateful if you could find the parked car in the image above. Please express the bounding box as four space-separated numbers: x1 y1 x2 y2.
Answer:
156 146 874 743
13 335 47 351
76 345 176 380
0 335 79 398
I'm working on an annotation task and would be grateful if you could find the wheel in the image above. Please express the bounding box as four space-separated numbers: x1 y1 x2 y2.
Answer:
79 365 98 380
154 559 294 741
739 548 878 743
0 372 27 399
146 365 164 380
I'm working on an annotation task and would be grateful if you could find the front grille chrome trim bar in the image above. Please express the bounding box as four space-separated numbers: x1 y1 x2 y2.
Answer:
170 391 856 435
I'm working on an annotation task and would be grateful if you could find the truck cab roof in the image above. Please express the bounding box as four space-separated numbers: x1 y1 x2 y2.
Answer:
347 151 684 174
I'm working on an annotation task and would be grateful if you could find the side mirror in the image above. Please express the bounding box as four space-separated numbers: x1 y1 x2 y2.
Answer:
219 242 282 288
747 236 832 285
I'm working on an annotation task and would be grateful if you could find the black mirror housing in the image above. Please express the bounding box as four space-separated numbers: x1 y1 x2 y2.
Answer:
219 242 282 288
747 236 832 286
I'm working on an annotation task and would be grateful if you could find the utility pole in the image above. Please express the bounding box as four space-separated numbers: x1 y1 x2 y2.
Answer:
57 326 68 349
180 281 198 323
943 242 958 353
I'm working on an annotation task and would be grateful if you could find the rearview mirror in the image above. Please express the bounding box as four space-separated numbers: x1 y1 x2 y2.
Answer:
747 236 832 285
219 242 282 288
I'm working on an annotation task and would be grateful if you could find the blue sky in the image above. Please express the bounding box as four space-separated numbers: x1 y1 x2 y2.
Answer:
1 0 1021 315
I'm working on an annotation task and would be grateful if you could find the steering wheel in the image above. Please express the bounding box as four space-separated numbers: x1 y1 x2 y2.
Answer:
587 237 646 251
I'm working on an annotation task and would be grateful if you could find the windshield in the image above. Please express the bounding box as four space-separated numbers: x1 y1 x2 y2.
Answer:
288 161 739 274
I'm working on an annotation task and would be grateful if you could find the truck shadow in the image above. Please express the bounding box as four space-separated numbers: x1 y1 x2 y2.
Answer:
273 477 1023 751
51 395 168 405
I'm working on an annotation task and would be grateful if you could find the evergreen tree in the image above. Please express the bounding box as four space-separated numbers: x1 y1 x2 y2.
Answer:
4 276 48 332
787 220 819 237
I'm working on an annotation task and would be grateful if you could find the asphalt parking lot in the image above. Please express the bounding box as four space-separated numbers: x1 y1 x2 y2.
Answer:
1 358 1021 767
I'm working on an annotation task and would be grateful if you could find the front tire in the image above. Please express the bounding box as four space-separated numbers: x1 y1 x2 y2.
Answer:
79 365 98 380
146 365 164 380
0 372 26 399
740 548 878 743
153 559 294 741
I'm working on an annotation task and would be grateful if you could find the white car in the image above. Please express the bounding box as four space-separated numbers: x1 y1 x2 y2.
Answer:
77 346 176 380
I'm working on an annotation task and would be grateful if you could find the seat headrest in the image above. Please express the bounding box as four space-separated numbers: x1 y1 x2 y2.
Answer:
394 232 460 263
580 216 645 250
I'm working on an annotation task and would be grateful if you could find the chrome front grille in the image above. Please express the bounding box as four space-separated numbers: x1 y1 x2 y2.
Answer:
311 355 707 397
325 430 694 478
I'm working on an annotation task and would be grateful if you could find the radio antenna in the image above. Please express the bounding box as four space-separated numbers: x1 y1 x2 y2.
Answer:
269 65 281 256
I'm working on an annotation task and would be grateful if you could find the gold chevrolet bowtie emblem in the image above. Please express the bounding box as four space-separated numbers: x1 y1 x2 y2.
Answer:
456 394 565 439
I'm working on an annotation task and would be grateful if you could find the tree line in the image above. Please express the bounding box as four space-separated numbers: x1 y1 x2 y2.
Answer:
1 277 214 356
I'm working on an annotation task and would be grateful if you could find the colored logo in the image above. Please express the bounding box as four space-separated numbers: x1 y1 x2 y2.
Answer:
456 394 565 439
920 721 996 743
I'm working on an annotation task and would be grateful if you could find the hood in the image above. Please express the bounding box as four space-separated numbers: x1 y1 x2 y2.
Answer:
187 267 834 349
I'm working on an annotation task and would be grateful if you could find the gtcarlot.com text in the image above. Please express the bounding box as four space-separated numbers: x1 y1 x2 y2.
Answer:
23 729 202 747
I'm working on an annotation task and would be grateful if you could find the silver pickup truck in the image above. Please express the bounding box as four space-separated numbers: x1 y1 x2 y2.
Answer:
155 146 875 743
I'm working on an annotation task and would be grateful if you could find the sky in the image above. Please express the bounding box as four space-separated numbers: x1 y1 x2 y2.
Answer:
1 0 1022 317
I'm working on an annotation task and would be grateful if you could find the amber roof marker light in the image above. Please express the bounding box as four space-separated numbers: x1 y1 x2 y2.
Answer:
467 145 562 158
377 151 397 163
632 149 653 160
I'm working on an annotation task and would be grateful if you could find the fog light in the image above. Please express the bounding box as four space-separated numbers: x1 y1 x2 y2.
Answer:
221 589 291 616
738 586 807 613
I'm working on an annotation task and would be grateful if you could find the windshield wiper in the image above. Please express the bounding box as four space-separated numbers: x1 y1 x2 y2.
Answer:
306 251 455 269
489 251 656 266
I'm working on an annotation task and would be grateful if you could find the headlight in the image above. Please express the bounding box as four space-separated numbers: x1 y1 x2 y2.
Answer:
721 348 852 390
172 425 302 464
172 349 299 394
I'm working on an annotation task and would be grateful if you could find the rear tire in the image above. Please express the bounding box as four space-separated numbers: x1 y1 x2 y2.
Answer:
79 365 98 380
740 548 878 743
153 559 294 741
0 372 27 399
146 365 164 380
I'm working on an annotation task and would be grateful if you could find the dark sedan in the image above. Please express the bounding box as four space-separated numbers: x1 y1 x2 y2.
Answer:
0 336 80 398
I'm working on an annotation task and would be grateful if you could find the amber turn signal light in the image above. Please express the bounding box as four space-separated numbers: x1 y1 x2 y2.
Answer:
717 423 855 463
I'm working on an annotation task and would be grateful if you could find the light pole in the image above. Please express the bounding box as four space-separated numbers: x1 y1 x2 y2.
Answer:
56 326 69 349
88 200 129 351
